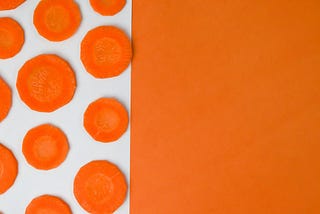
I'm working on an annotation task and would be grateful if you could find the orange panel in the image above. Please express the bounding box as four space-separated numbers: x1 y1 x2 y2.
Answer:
131 0 320 213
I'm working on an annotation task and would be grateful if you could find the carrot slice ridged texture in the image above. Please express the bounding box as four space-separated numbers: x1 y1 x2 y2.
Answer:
25 195 72 214
84 98 129 143
81 26 132 78
33 0 82 41
0 77 12 122
16 54 76 112
0 17 24 59
0 0 25 11
22 124 69 170
90 0 126 16
74 160 127 213
0 144 18 194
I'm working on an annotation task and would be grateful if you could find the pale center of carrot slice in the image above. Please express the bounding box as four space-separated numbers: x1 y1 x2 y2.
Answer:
94 37 122 65
28 67 63 102
45 6 70 33
33 136 57 160
85 173 114 203
0 29 14 49
95 108 120 132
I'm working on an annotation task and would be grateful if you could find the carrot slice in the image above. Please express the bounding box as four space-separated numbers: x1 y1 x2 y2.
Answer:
16 54 76 112
84 98 129 142
0 0 25 11
33 0 82 41
0 77 12 122
90 0 126 16
0 17 24 59
22 124 69 170
81 26 132 78
0 144 18 194
74 160 127 213
25 195 72 214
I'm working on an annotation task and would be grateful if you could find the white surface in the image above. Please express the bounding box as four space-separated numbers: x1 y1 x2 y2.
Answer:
0 0 131 213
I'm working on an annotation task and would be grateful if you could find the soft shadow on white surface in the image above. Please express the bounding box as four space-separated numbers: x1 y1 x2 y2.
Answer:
0 0 132 213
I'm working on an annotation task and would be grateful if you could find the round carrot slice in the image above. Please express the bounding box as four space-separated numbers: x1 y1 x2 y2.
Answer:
22 124 69 170
16 54 76 112
33 0 82 41
74 160 127 213
25 195 72 214
90 0 126 16
0 0 25 11
81 26 132 78
0 17 24 59
0 77 12 122
84 98 129 142
0 144 18 194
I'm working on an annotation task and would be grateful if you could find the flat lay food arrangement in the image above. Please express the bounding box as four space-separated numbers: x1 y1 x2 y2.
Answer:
0 0 131 213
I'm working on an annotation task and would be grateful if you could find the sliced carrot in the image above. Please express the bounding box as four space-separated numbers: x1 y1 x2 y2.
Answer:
0 0 25 11
90 0 126 16
74 160 127 213
16 54 76 112
0 143 18 194
22 124 69 170
81 26 132 78
33 0 82 41
25 195 72 214
84 98 129 142
0 77 12 122
0 17 24 59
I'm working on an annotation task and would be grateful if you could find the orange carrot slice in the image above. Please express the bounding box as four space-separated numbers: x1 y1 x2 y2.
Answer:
0 17 24 59
84 98 129 142
25 195 72 214
22 124 69 170
16 54 76 112
81 26 132 78
74 160 127 213
33 0 82 41
0 144 18 194
90 0 126 16
0 77 12 122
0 0 25 11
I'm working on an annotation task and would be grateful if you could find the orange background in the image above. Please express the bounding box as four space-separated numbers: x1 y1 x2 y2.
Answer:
131 0 320 213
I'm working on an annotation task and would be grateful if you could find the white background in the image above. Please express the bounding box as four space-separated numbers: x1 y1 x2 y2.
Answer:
0 0 131 213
